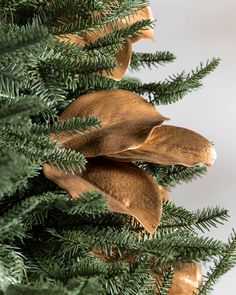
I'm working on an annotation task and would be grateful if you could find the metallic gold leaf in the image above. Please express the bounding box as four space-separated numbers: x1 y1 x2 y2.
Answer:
130 6 154 43
56 6 153 80
81 6 154 44
54 90 168 158
159 187 171 202
168 262 203 295
106 125 217 167
83 158 162 234
43 163 99 198
57 35 131 80
153 262 203 295
43 158 163 234
102 41 132 81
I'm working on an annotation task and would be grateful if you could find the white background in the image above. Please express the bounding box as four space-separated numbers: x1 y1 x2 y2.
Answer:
133 0 236 293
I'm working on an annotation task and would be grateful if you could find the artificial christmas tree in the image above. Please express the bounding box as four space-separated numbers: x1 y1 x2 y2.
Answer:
0 1 235 294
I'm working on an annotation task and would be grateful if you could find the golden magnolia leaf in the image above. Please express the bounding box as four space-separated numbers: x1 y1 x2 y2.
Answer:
102 41 132 81
57 35 131 80
54 90 168 158
130 6 154 43
55 6 153 80
153 262 203 295
159 187 171 202
43 163 100 198
106 125 217 167
168 262 203 295
83 158 162 234
43 158 163 234
81 6 154 44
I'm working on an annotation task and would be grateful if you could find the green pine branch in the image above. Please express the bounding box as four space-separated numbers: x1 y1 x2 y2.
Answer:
39 42 117 79
0 154 40 200
0 244 26 292
41 117 101 136
41 0 149 35
0 21 50 94
119 259 154 295
130 51 176 70
87 19 154 51
193 207 229 232
0 21 50 56
120 58 220 105
161 202 229 233
0 0 39 14
151 230 226 265
66 191 108 216
161 201 196 226
142 163 208 189
26 53 67 105
69 58 219 104
0 63 23 96
156 267 174 295
0 195 46 241
198 230 236 295
0 128 87 173
0 95 46 124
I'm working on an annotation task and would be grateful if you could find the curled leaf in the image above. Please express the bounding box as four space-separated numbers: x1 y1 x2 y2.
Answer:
106 125 217 166
103 41 132 81
54 90 168 158
56 6 153 80
81 6 154 44
83 158 162 234
168 262 203 295
159 187 171 202
44 158 163 234
43 163 99 198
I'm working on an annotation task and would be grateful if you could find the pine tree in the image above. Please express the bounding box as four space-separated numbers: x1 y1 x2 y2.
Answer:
0 1 235 294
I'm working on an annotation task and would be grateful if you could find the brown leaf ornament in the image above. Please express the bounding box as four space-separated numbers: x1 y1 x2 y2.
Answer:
44 90 216 233
56 6 154 80
167 262 203 295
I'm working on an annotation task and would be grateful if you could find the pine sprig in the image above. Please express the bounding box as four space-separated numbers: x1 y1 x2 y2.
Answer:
30 116 102 137
130 51 176 70
142 163 208 189
119 259 154 295
0 95 47 124
0 21 50 56
0 154 40 199
0 195 46 241
41 0 150 35
161 201 196 225
87 19 154 51
0 244 26 292
120 58 220 105
156 267 174 295
193 207 229 232
161 202 229 233
66 191 108 216
198 230 236 295
50 117 101 135
146 231 226 264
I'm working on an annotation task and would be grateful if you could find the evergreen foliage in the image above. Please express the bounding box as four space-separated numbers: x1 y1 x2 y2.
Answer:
155 267 174 295
140 163 208 189
198 231 236 295
0 1 234 294
130 51 176 70
120 59 220 105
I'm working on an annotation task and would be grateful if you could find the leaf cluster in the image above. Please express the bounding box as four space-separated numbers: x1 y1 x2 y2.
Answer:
0 1 233 295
